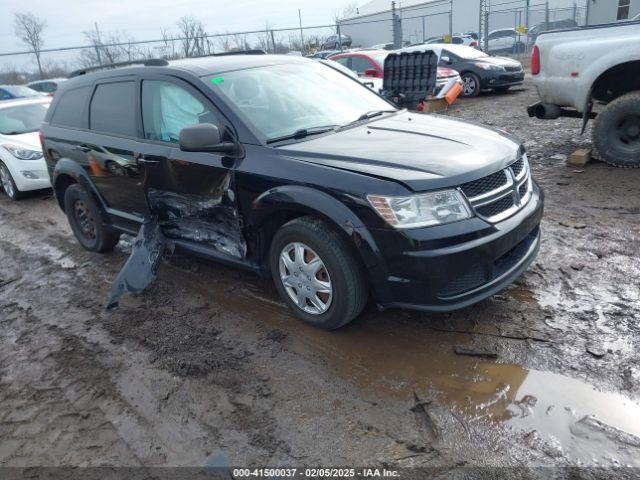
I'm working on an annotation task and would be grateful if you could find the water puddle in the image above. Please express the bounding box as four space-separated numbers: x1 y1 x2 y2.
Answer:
161 261 640 466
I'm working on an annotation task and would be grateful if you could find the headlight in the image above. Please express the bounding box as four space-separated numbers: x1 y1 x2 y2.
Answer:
474 63 504 71
2 144 43 160
368 190 472 229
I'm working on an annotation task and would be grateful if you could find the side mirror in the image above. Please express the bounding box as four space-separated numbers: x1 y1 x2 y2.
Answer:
441 56 452 64
364 68 378 78
179 123 236 155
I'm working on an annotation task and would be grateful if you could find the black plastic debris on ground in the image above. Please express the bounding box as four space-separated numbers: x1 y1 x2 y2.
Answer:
106 217 173 309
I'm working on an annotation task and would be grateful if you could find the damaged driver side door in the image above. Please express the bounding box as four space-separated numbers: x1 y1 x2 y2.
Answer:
137 77 246 259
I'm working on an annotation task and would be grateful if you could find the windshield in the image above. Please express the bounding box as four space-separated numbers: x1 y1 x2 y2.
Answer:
443 45 488 59
0 102 49 134
207 61 395 142
4 85 41 97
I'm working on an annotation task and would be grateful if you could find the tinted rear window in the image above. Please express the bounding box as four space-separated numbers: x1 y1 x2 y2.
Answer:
89 81 136 136
50 86 90 128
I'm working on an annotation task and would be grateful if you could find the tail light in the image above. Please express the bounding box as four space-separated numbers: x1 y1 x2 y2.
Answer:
531 45 540 75
470 40 478 47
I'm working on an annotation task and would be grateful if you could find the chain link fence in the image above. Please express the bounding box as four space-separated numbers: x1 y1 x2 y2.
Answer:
1 1 588 81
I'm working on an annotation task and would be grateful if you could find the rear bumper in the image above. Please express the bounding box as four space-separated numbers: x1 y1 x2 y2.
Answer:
369 181 544 312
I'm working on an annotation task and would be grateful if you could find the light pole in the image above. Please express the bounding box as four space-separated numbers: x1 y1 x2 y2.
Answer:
298 9 304 51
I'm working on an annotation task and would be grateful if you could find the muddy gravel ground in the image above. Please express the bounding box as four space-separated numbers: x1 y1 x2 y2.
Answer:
1 77 639 478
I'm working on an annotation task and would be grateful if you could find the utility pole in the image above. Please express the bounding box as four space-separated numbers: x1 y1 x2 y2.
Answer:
422 15 426 42
449 0 453 38
336 21 343 51
391 1 402 49
93 22 103 66
298 9 304 51
270 29 276 53
545 0 550 24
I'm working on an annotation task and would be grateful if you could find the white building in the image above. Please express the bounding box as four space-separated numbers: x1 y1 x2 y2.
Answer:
586 0 640 24
340 0 587 48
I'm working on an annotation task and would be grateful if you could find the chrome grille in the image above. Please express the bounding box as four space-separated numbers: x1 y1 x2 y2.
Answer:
460 170 508 198
459 155 531 223
476 195 514 217
511 158 525 178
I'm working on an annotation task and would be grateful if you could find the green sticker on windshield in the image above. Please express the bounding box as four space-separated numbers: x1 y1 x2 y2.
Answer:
210 76 224 84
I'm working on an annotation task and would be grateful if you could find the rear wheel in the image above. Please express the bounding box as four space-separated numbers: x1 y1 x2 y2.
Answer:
461 72 481 97
64 183 119 252
0 161 24 200
592 91 640 168
270 216 368 330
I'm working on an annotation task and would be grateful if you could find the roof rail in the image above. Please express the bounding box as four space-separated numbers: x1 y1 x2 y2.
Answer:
201 49 267 57
69 58 169 78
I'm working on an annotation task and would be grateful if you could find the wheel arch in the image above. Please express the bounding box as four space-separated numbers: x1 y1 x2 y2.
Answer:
52 158 108 218
247 185 392 302
591 60 640 104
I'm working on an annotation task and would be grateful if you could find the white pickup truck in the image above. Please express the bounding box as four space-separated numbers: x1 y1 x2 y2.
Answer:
527 20 640 167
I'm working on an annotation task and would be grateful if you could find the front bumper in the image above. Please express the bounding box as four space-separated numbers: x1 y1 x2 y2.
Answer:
369 181 544 312
481 70 525 89
2 156 51 192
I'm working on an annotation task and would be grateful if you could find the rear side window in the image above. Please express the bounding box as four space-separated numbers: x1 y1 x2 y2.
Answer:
50 86 91 128
89 81 136 137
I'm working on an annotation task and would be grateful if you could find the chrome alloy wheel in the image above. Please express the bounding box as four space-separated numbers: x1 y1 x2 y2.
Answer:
279 242 332 315
0 163 15 198
462 75 477 96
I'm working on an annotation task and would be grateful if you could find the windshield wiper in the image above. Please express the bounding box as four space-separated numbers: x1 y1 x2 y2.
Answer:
266 125 337 144
338 110 398 130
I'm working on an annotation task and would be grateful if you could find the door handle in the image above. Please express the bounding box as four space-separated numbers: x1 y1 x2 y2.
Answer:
73 145 92 152
136 156 160 167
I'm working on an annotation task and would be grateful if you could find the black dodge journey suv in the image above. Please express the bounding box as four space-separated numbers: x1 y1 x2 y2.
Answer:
41 53 543 329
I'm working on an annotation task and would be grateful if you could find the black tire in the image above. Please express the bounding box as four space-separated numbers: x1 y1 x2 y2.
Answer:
63 183 119 252
461 72 481 98
592 91 640 168
0 161 24 200
269 216 368 330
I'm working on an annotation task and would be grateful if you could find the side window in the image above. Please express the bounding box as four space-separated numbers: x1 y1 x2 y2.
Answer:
40 82 56 93
0 89 11 100
452 37 464 44
50 86 91 128
351 57 374 74
333 57 351 69
89 82 136 136
141 80 220 143
29 84 43 92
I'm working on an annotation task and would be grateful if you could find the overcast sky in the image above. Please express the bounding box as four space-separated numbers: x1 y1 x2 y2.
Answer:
1 0 363 72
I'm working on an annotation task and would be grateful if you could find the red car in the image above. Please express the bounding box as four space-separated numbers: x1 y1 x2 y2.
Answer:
328 50 461 95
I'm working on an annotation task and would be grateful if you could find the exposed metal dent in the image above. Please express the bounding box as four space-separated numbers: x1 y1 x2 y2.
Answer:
148 188 246 259
106 217 173 309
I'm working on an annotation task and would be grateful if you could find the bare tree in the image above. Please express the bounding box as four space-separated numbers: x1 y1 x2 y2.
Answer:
14 12 46 78
177 16 207 57
78 28 139 68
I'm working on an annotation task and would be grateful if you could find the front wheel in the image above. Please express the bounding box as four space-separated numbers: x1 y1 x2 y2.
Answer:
0 161 24 200
592 91 640 168
270 217 368 330
461 73 481 98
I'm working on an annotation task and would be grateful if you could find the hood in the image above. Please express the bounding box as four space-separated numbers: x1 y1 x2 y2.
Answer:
278 111 521 191
476 56 522 68
1 131 41 150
